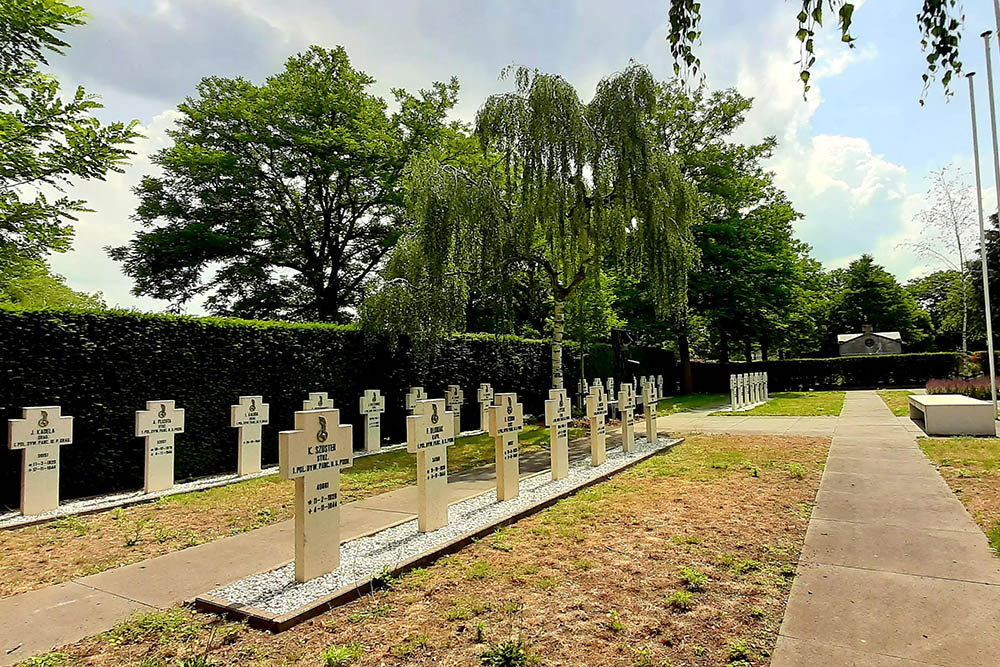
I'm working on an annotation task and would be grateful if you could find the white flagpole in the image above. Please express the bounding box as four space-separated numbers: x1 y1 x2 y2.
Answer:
968 65 999 417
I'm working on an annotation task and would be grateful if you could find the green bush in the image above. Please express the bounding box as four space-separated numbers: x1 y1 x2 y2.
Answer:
0 309 668 507
690 352 963 393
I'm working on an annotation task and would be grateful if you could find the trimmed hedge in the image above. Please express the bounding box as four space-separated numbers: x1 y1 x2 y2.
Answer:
689 352 964 394
0 309 667 508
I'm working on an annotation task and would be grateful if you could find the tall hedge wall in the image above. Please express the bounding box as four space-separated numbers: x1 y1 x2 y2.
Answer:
689 352 964 394
0 310 668 509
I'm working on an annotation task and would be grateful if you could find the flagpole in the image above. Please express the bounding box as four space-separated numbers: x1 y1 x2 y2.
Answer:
968 65 999 417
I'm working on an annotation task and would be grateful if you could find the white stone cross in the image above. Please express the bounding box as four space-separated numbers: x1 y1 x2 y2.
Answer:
477 383 494 432
405 386 427 414
407 398 457 532
359 389 385 453
136 400 185 493
642 381 658 443
586 384 608 466
764 372 769 400
231 395 269 476
279 408 353 582
618 383 636 453
544 388 572 480
8 406 73 515
657 374 664 397
445 384 464 435
303 392 332 411
488 392 524 501
738 374 746 409
730 375 738 410
605 377 617 419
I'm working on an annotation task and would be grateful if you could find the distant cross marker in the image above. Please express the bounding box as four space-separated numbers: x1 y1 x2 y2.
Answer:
279 408 353 582
488 393 524 501
407 398 457 532
642 381 658 443
231 395 270 476
605 377 617 419
405 386 426 414
8 406 73 515
359 389 386 453
303 392 332 411
136 400 185 493
618 383 637 453
657 375 664 397
544 388 572 480
586 384 608 466
477 383 494 431
730 375 739 410
445 384 464 435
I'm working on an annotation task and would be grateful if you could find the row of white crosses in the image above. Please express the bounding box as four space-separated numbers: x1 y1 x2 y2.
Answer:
729 372 769 411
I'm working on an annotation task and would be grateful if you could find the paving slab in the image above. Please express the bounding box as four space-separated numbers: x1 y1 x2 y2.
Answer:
771 635 948 666
801 517 1000 582
816 470 956 500
0 582 149 667
778 563 1000 666
812 486 979 531
823 453 936 476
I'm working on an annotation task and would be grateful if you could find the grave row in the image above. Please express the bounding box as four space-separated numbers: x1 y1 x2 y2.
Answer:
729 372 769 411
6 379 665 519
287 378 663 582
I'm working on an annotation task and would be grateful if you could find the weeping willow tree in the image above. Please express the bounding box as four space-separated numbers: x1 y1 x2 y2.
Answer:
362 63 698 388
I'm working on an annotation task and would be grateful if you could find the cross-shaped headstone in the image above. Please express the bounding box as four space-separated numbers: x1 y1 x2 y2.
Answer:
738 374 746 408
477 383 494 432
407 398 457 532
488 392 524 501
8 406 73 515
359 389 386 453
657 374 664 397
618 383 636 453
446 384 464 435
136 400 185 493
753 373 761 404
730 375 738 410
303 392 332 411
586 384 608 466
642 381 658 443
405 386 427 414
605 377 617 419
279 408 353 582
231 395 270 476
763 372 769 401
544 388 572 480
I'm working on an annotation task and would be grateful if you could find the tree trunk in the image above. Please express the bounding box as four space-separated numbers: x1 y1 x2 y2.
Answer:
760 335 770 362
678 333 693 394
744 339 753 363
719 326 730 364
552 299 565 389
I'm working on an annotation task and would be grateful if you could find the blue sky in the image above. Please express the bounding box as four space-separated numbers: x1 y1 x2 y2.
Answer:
40 0 1000 311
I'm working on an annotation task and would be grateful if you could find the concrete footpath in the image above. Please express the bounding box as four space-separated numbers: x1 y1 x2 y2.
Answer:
772 391 1000 666
0 423 650 665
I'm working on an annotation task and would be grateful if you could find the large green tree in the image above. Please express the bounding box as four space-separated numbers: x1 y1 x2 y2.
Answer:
907 269 972 350
111 46 458 321
1 0 138 274
364 64 699 388
827 254 932 348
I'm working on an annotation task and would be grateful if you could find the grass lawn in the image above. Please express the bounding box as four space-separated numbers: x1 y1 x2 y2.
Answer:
0 424 582 599
919 436 1000 554
878 390 918 416
30 433 829 667
711 391 845 417
656 393 730 415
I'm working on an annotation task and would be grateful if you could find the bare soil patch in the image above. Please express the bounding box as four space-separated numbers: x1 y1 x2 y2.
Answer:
33 433 828 667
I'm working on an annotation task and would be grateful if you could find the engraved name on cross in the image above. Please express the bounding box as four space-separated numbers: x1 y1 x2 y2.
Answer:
359 389 385 453
544 388 571 480
488 393 524 501
8 406 73 515
231 395 269 476
407 398 457 532
136 400 185 493
618 382 637 453
279 408 353 582
586 384 608 466
445 384 464 435
477 383 494 431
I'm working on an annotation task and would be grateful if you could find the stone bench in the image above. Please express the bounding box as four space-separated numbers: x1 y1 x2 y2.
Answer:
908 394 996 436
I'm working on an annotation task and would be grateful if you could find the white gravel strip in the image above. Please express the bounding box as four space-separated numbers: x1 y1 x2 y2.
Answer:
209 435 680 616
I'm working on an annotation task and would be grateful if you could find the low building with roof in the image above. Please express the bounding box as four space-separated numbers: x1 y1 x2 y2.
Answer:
837 324 902 356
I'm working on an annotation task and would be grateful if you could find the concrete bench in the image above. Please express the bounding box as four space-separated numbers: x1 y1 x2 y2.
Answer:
908 394 996 436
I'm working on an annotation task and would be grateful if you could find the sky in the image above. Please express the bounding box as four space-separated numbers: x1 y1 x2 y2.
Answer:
37 0 1000 312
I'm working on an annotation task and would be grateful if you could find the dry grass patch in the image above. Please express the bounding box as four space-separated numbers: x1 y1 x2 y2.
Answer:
38 433 828 667
0 425 581 598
